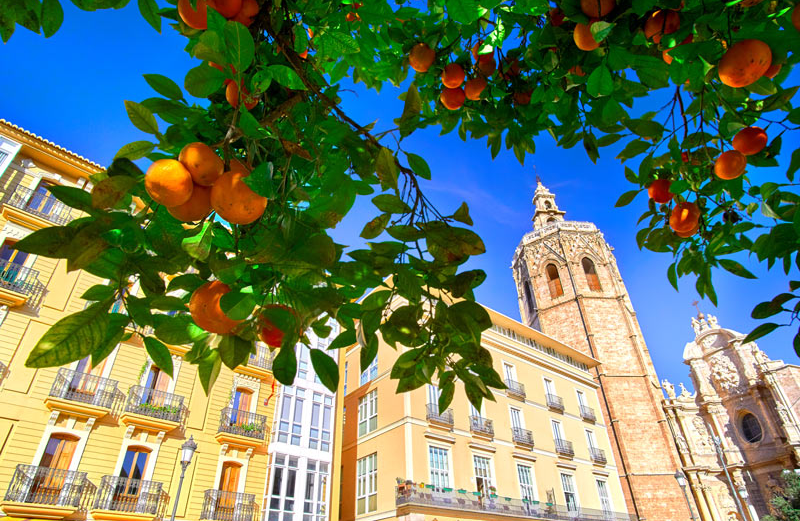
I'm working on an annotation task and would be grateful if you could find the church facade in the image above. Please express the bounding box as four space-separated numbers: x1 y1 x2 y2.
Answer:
511 180 692 521
662 312 800 521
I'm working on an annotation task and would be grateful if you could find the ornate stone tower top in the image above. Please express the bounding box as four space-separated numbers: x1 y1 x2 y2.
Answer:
531 177 566 229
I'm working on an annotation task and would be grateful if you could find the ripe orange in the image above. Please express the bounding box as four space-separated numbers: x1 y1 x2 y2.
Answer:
669 201 700 234
644 10 679 44
212 0 241 18
168 184 212 222
549 7 566 26
514 90 532 105
179 142 224 186
442 63 466 88
477 57 497 76
648 179 673 204
793 4 800 31
409 43 435 73
580 0 615 17
259 304 297 347
232 0 258 26
718 39 772 88
440 87 466 110
574 21 600 51
145 159 194 207
764 63 781 78
465 77 487 100
346 12 360 21
178 0 209 29
568 65 586 76
226 80 259 110
732 126 767 155
714 150 747 180
675 221 700 238
210 159 268 224
662 35 692 64
189 280 243 334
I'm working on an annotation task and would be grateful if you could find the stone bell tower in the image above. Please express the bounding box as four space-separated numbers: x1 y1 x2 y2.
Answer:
512 179 692 521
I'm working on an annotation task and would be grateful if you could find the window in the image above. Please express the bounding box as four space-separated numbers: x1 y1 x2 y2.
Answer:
586 430 597 450
473 455 493 497
503 363 517 382
543 378 556 396
360 355 378 386
560 473 579 512
546 264 563 298
510 408 524 429
233 387 253 412
277 387 304 445
119 447 150 481
39 434 78 470
358 390 377 436
582 258 602 291
303 460 329 521
596 479 613 513
576 390 586 407
297 344 309 380
740 413 763 443
427 384 441 405
552 420 564 440
0 240 29 267
517 464 537 502
309 392 332 451
429 447 450 491
267 454 298 521
343 362 348 395
356 453 377 514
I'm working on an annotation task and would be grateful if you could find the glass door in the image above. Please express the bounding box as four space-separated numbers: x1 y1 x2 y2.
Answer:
114 447 150 510
31 434 78 503
473 455 492 497
560 473 579 513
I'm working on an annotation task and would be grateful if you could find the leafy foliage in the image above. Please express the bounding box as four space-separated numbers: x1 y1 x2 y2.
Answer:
763 470 800 521
4 0 800 409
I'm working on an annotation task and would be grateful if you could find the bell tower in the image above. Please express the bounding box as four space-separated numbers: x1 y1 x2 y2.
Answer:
512 179 693 521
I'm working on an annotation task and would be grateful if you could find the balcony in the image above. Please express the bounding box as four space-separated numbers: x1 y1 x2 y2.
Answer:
546 393 564 412
469 416 494 438
512 427 534 447
45 368 118 419
200 490 256 521
1 183 74 226
580 405 597 422
0 259 44 307
215 408 268 447
91 476 168 521
395 484 638 521
426 403 454 429
1 464 95 519
505 378 526 400
121 386 185 432
234 344 274 380
590 448 607 465
554 438 574 457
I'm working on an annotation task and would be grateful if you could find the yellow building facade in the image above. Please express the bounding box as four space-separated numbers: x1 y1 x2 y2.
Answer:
339 301 635 521
0 119 277 521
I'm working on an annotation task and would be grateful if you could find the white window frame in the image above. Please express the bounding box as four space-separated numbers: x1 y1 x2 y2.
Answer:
360 355 378 386
356 453 377 515
509 407 524 430
543 377 556 396
428 445 451 491
516 464 538 502
596 479 613 514
576 389 586 407
586 429 597 450
560 473 580 512
551 419 564 440
358 390 377 437
472 454 494 496
503 362 517 382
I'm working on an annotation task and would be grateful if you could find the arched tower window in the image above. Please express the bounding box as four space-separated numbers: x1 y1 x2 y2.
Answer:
544 201 552 209
546 264 563 298
582 258 602 292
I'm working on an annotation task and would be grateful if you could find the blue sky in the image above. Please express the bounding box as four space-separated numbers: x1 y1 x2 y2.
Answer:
1 3 798 390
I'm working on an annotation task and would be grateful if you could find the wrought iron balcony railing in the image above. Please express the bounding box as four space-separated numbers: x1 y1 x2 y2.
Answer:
580 405 597 422
590 448 607 465
200 489 256 521
426 403 454 426
93 476 166 516
512 427 534 446
0 259 43 299
50 368 118 409
469 416 494 437
247 344 273 371
395 483 638 520
554 438 574 457
126 385 184 423
546 393 564 411
505 378 526 399
218 407 267 440
4 464 95 509
2 183 74 225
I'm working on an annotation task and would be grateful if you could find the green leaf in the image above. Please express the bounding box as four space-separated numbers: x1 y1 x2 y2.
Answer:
155 315 208 344
138 0 161 32
91 175 138 209
144 337 174 377
25 301 112 367
310 349 339 392
273 346 298 385
329 329 356 349
124 100 159 135
218 335 253 369
447 0 482 24
586 65 613 97
114 140 155 160
452 202 473 225
224 20 255 71
242 161 274 197
266 65 306 90
360 214 390 240
719 259 757 279
198 349 222 393
15 226 76 258
81 284 117 302
184 64 225 97
219 289 257 320
372 194 411 214
617 140 651 162
742 322 780 344
316 31 359 56
41 0 64 37
182 222 213 261
143 74 183 100
92 313 129 369
48 185 93 212
405 152 430 179
615 190 639 207
375 147 399 190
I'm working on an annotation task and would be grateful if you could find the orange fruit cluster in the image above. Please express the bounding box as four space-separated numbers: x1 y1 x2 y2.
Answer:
178 0 259 30
144 142 267 225
713 126 767 180
669 201 701 237
647 179 673 204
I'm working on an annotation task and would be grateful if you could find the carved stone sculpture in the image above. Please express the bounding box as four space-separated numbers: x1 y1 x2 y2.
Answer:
663 379 676 399
709 354 741 392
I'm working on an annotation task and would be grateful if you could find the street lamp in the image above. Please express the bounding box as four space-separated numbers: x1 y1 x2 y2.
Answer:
674 469 698 521
169 436 197 521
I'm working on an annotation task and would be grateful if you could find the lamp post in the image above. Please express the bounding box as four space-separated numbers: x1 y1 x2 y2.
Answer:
169 436 197 521
674 469 699 521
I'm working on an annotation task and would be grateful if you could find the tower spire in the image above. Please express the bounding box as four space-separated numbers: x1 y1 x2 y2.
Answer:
531 177 565 229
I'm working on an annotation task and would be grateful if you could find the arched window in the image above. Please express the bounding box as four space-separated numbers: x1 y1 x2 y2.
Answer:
544 201 552 209
217 462 243 513
39 433 79 469
546 264 564 298
582 258 602 292
233 387 253 412
547 217 556 223
740 413 763 443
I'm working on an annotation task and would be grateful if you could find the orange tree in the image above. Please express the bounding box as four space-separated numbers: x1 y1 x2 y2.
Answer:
2 0 799 410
